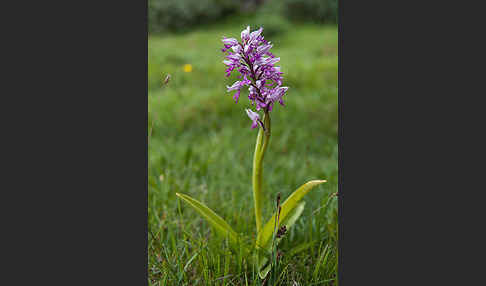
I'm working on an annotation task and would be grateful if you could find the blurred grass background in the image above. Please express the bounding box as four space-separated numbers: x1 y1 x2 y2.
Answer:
148 0 338 285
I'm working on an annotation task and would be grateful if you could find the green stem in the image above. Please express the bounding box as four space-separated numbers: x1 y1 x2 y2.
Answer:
252 111 271 234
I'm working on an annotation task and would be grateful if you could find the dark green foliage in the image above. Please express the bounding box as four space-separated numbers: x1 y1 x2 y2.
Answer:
148 0 337 34
148 0 239 33
283 0 338 24
253 1 291 38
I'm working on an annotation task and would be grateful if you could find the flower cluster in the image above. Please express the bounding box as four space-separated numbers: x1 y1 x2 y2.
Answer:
222 26 288 128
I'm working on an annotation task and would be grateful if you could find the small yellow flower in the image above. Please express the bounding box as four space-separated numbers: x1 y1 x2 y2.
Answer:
183 64 193 73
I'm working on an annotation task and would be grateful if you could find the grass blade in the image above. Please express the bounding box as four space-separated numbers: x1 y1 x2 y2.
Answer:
183 252 199 272
288 240 317 257
175 192 238 244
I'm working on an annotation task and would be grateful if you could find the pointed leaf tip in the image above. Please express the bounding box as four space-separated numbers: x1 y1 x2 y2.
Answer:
175 192 238 244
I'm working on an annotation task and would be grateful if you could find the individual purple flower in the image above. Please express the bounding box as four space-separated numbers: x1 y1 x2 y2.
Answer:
222 26 288 128
265 86 288 111
245 108 261 129
222 37 238 46
226 77 251 103
241 26 250 42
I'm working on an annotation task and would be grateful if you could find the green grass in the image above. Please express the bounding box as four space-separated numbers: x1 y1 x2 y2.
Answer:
148 17 338 285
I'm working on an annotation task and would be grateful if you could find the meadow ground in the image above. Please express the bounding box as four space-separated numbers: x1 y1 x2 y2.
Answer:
148 18 338 285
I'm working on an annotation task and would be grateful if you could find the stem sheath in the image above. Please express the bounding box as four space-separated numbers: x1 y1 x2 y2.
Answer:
252 111 271 234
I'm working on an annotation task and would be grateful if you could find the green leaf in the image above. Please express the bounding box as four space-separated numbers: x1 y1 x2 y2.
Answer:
175 193 238 244
256 179 327 278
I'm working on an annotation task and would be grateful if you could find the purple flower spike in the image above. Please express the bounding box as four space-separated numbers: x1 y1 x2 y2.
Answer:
222 26 288 128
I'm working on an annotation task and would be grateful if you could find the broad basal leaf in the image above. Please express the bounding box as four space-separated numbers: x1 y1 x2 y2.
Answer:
175 193 238 244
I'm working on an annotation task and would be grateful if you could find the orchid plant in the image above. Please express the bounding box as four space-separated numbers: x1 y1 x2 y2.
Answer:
175 26 327 279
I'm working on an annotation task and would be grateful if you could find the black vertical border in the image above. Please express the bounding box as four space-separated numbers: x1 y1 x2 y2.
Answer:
143 0 149 283
9 0 150 284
